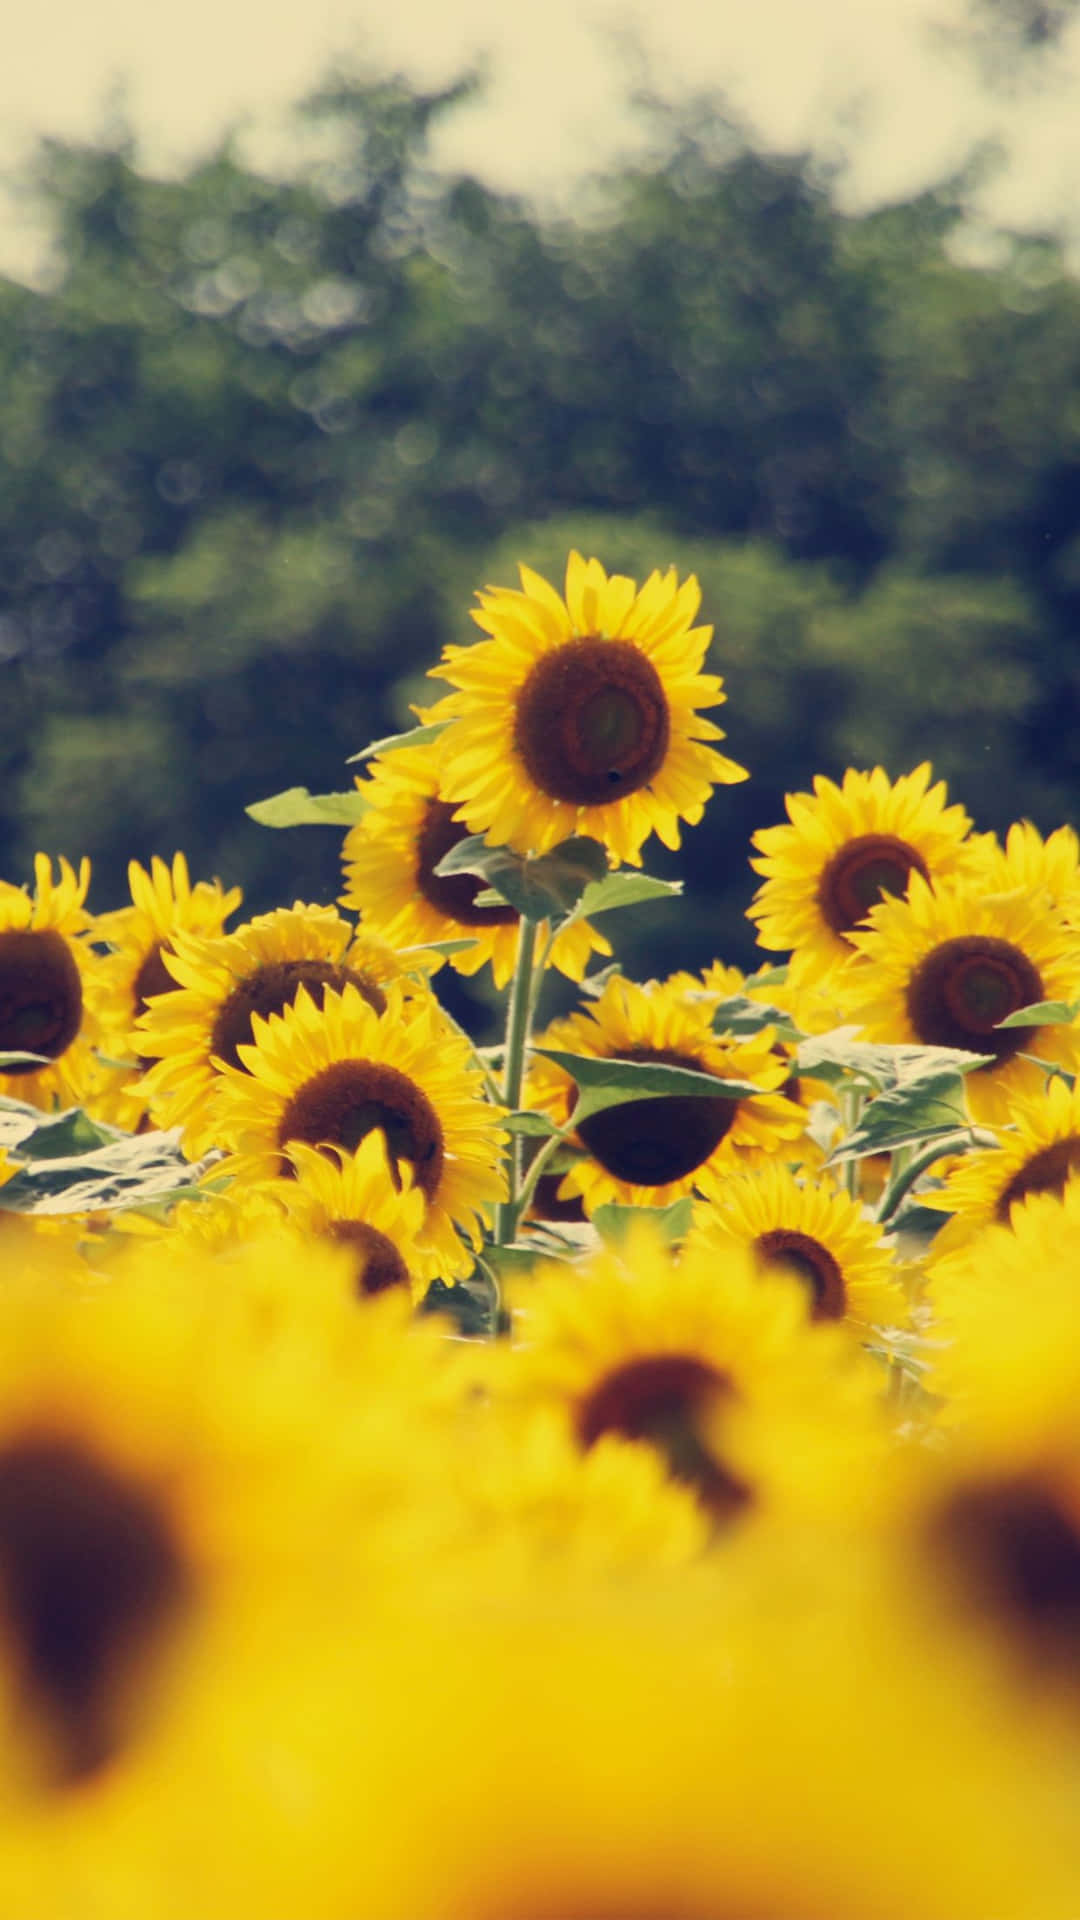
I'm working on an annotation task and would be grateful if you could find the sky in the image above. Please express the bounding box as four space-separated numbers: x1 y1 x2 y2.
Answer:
3 0 1080 280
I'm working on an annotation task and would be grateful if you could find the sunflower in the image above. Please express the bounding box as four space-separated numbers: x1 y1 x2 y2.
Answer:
501 1222 872 1525
134 902 419 1156
340 738 612 989
0 854 107 1112
688 1159 907 1334
95 852 242 1046
527 972 805 1213
424 550 747 867
837 872 1080 1125
921 1075 1080 1251
213 979 507 1271
747 763 979 988
268 1134 435 1295
977 819 1080 917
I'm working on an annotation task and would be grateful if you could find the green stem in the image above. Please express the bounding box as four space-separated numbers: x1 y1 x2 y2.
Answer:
838 1087 863 1200
513 1126 573 1224
875 1127 998 1227
493 917 540 1246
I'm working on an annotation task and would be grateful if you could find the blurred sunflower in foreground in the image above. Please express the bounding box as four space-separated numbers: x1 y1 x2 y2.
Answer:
424 549 747 866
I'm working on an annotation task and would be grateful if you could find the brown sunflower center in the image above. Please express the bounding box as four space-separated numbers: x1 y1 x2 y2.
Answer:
932 1475 1080 1653
905 937 1043 1060
415 799 518 928
276 1059 445 1199
132 940 178 1017
0 1435 189 1785
210 958 387 1070
754 1228 846 1320
577 1354 749 1519
575 1048 735 1187
994 1138 1080 1221
326 1218 411 1296
513 637 671 806
817 833 930 936
0 928 84 1071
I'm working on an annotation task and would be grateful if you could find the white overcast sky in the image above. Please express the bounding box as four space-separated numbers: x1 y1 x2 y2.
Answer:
3 0 1080 279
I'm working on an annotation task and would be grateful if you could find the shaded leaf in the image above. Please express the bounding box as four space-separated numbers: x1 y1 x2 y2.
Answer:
348 721 449 764
504 1109 561 1138
533 1048 763 1124
796 1030 992 1091
13 1108 118 1160
435 835 609 922
417 1276 495 1338
0 1125 209 1215
996 998 1080 1029
394 938 478 959
245 785 370 828
826 1071 971 1163
0 1051 50 1072
710 994 803 1043
592 1196 695 1248
565 870 682 924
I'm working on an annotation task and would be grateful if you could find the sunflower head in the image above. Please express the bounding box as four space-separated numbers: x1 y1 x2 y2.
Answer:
425 550 747 867
0 855 105 1110
341 740 611 988
748 764 979 988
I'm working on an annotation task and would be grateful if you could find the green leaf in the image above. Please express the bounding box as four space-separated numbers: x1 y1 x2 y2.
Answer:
592 1196 695 1248
826 1071 971 1164
504 1109 561 1138
394 939 479 959
12 1108 119 1160
416 1276 496 1338
564 870 682 927
435 835 609 923
746 964 789 988
710 994 803 1044
0 1126 209 1215
245 786 370 828
995 999 1080 1029
533 1048 763 1124
348 721 449 764
795 1030 993 1091
579 962 625 999
0 1051 50 1071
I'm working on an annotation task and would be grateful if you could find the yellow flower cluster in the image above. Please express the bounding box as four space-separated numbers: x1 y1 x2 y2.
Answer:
0 552 1079 1915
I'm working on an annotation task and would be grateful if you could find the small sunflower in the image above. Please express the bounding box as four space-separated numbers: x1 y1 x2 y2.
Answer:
425 550 747 867
747 763 978 988
0 855 105 1111
135 902 418 1155
213 980 507 1271
95 853 242 1047
341 739 611 989
688 1159 907 1334
269 1134 434 1295
977 819 1080 917
838 872 1080 1125
527 972 805 1213
922 1075 1080 1251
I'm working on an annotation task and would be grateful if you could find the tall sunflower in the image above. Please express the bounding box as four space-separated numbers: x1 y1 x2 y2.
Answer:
527 972 805 1213
213 980 507 1272
0 855 105 1111
341 739 611 988
747 763 979 988
269 1134 434 1295
977 819 1080 917
425 550 747 866
838 872 1080 1125
688 1159 907 1334
134 902 419 1155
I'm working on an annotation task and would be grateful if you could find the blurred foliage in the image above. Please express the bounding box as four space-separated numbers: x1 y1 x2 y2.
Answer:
1 68 1079 996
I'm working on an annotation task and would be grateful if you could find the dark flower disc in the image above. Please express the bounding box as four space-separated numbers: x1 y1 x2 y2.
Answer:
277 1059 445 1199
210 958 387 1070
754 1227 846 1320
817 833 930 937
905 936 1043 1060
0 928 84 1071
415 800 517 928
576 1048 735 1187
513 638 670 806
577 1353 749 1519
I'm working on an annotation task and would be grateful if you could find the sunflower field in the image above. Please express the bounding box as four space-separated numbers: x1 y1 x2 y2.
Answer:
3 544 1080 1915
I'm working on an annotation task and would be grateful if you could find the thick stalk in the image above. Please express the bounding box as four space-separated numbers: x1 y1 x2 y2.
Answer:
875 1127 998 1226
493 916 540 1246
